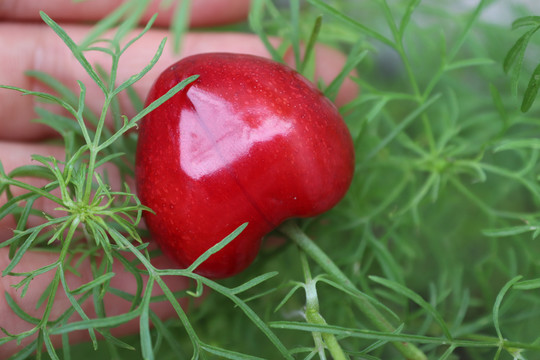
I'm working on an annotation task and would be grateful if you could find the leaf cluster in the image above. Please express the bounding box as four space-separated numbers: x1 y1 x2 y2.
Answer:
0 10 200 360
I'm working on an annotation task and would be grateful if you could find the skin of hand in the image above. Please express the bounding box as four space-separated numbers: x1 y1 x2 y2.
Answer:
0 0 358 357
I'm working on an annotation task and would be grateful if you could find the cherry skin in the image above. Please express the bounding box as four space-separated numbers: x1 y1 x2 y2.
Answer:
135 52 355 279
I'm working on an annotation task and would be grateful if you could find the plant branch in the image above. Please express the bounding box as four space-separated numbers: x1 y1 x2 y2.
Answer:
279 219 427 360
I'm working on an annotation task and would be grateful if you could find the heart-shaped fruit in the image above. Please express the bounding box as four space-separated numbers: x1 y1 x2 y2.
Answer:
135 52 355 278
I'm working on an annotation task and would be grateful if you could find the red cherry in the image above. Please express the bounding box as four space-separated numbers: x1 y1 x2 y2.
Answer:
135 53 355 278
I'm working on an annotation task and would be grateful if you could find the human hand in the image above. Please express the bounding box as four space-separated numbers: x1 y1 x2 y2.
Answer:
0 0 357 358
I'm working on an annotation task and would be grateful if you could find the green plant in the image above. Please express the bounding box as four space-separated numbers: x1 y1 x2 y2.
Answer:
1 0 540 359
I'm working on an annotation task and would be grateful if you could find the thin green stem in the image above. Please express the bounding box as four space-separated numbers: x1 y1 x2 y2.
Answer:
379 0 421 96
33 218 79 359
83 96 112 203
300 254 349 360
3 178 64 206
379 0 436 154
279 219 427 360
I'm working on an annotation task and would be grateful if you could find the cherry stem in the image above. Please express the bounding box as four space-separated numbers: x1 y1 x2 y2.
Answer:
278 219 427 360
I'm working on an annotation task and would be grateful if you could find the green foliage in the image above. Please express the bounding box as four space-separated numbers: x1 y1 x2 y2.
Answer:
2 0 540 359
503 15 540 112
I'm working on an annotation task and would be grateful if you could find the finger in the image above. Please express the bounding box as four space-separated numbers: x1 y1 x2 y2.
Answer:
0 246 192 358
0 0 251 28
0 23 359 141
